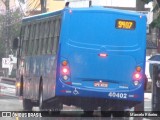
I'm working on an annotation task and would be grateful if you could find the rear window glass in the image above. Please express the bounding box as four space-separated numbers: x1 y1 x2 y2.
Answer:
68 12 140 47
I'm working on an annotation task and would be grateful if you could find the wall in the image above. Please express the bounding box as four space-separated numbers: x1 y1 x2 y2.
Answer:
26 0 65 15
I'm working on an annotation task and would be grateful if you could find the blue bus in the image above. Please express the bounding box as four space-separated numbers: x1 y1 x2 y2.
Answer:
14 6 146 115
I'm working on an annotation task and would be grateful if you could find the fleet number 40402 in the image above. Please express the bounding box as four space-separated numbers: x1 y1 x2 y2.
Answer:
108 92 127 99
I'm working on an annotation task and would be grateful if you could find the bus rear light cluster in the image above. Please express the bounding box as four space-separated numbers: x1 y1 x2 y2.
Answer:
133 66 142 86
62 68 69 74
61 60 70 81
133 73 141 80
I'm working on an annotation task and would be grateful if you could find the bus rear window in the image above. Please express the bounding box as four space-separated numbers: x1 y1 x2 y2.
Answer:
68 12 140 47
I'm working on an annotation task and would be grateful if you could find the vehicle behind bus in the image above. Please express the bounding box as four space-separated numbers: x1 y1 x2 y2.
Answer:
14 7 146 115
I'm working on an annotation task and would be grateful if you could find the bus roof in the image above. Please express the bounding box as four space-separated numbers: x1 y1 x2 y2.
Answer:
22 10 63 22
22 7 145 23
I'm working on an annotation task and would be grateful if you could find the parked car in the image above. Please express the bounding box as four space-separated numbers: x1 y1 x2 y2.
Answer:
0 77 16 97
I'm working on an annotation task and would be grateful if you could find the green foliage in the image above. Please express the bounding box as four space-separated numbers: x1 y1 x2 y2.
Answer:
150 14 160 28
0 8 22 59
152 4 159 12
149 0 160 28
0 39 5 58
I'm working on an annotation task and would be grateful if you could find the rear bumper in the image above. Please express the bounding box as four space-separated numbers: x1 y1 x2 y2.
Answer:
57 96 141 109
55 79 144 102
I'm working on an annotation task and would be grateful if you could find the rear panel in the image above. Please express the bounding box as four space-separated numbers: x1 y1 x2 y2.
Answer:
56 7 146 102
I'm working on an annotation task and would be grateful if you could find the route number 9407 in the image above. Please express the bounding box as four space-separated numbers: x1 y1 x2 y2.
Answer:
108 92 127 99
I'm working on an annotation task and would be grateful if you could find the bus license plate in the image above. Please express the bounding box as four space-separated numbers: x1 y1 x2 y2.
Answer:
94 82 108 87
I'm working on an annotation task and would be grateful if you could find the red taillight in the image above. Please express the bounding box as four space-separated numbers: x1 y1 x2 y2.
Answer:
61 60 70 81
62 68 68 73
62 67 69 75
133 72 141 80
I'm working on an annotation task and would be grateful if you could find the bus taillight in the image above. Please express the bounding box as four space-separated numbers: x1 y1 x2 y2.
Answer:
133 73 141 80
61 60 70 81
133 72 141 86
61 67 70 81
62 67 69 74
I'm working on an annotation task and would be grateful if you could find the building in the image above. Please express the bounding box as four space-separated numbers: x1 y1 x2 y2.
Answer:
0 0 17 14
26 0 65 16
105 0 156 56
25 0 156 55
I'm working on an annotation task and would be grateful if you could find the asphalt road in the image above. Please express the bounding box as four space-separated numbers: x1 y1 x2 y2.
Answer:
0 93 159 120
0 79 157 120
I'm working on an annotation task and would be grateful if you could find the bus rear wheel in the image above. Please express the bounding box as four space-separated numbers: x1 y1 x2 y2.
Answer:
101 111 112 117
39 89 44 110
101 107 112 117
83 111 94 116
23 98 33 111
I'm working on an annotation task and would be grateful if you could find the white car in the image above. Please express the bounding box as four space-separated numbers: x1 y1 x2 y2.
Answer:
0 77 16 97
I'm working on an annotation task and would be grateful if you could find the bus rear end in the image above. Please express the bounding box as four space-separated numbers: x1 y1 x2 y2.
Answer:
56 7 146 110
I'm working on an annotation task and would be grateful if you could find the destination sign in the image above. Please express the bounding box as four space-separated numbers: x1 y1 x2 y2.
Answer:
116 19 136 30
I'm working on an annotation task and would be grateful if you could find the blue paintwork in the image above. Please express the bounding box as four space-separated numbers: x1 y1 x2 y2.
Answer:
21 7 146 106
55 7 146 103
23 10 62 22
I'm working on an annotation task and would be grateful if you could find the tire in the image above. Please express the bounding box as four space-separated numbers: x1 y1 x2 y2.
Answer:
49 100 63 115
101 106 112 117
23 98 33 111
49 109 61 116
83 110 94 117
101 111 112 117
111 107 125 117
112 111 124 117
20 77 23 96
39 88 44 111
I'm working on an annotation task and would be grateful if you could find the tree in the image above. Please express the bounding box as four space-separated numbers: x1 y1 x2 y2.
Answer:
141 0 160 28
0 8 23 69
